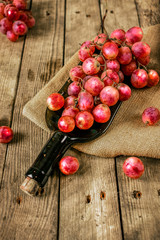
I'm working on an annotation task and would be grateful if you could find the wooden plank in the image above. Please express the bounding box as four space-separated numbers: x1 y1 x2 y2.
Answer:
59 1 122 239
100 0 139 34
116 156 160 240
0 24 25 180
59 151 122 240
114 1 160 239
135 0 160 27
0 0 65 239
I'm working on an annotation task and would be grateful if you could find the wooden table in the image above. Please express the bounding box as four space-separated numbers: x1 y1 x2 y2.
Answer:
0 0 160 239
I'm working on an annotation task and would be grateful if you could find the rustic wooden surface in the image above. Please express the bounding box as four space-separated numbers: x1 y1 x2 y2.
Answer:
0 0 160 240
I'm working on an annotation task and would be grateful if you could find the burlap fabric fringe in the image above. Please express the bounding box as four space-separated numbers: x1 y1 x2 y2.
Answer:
23 24 160 159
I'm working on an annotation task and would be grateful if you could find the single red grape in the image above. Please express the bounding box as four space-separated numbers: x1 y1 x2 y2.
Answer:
131 69 148 88
117 46 132 65
47 93 64 111
0 126 13 143
84 77 104 96
59 156 79 175
0 17 12 34
101 69 119 86
12 20 28 35
62 106 79 118
106 59 120 72
7 30 19 41
142 107 160 125
69 66 85 82
82 57 100 75
137 55 150 66
58 116 75 132
94 33 108 50
100 86 119 106
147 70 159 87
64 96 77 108
121 59 137 76
123 157 144 179
132 42 151 58
116 83 131 101
78 91 94 111
102 41 119 60
125 26 143 44
92 104 111 123
13 0 27 10
75 111 94 130
6 6 19 21
67 82 81 97
110 29 125 44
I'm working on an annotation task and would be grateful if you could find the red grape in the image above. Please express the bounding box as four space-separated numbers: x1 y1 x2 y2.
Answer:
58 116 75 132
0 126 13 143
78 91 94 111
102 41 119 60
106 59 120 72
110 29 125 44
82 57 100 75
67 82 81 97
62 106 79 118
142 107 160 125
131 69 148 88
147 70 159 87
118 71 124 83
12 0 27 10
123 157 144 179
75 111 94 130
7 30 19 41
4 4 14 16
137 55 150 66
0 17 12 34
92 104 111 123
81 40 95 54
0 3 5 16
121 59 137 76
100 86 119 106
117 46 132 65
69 66 85 82
12 20 28 35
101 69 119 86
116 83 131 101
47 93 64 111
59 156 79 175
18 10 28 23
94 33 108 50
85 77 104 96
6 6 19 21
78 48 92 62
125 26 143 44
64 96 77 108
132 42 151 58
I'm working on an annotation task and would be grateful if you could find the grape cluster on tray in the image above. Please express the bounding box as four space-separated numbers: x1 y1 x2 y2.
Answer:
47 26 159 133
0 0 35 41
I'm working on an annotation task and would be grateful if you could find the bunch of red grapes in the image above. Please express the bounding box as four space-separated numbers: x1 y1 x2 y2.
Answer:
47 26 159 134
0 0 35 42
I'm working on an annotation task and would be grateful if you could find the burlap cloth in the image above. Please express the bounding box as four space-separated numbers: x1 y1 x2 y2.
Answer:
23 24 160 159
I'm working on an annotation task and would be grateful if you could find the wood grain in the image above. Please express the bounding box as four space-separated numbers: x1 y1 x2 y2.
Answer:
59 150 122 240
0 0 65 239
0 27 25 181
135 0 160 27
100 0 139 34
116 157 160 240
116 1 160 238
59 1 122 239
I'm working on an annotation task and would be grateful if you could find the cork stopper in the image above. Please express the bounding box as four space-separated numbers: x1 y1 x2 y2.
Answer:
20 177 40 196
